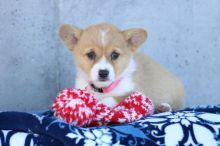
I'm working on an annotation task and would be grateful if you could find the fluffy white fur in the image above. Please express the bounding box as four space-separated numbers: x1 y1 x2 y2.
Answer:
76 57 136 107
90 57 115 88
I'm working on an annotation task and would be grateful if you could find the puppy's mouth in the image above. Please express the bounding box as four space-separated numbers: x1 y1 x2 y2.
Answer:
91 79 112 88
89 78 122 94
89 80 112 93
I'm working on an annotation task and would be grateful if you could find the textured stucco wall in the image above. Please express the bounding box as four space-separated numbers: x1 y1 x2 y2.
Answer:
0 0 60 111
0 0 220 111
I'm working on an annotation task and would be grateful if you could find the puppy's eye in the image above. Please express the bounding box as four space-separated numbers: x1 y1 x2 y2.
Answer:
86 51 96 60
111 51 120 60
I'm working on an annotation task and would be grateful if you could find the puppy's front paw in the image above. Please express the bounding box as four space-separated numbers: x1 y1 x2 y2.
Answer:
156 103 172 113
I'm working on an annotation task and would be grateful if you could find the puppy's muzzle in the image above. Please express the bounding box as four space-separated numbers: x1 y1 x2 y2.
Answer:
98 69 109 81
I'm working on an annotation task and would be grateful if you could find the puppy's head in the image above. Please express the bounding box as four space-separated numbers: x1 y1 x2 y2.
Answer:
59 23 147 88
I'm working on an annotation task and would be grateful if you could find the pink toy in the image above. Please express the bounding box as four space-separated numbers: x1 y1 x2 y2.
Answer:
52 88 154 127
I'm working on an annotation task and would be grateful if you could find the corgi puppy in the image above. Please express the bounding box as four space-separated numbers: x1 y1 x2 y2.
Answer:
59 23 185 112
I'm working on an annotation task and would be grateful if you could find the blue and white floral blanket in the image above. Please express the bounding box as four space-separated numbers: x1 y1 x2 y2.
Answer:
0 105 220 146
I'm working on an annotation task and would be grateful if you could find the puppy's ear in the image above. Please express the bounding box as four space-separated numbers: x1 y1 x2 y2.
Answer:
122 28 147 51
59 24 82 51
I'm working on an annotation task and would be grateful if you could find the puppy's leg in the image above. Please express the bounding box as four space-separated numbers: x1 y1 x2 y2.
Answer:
113 95 128 104
156 103 172 113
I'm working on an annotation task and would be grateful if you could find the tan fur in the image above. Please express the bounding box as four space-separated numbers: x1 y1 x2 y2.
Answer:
59 23 138 77
59 23 185 111
113 95 128 103
133 53 185 110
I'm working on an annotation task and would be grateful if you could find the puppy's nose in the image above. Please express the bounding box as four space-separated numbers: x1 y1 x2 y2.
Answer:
98 69 109 80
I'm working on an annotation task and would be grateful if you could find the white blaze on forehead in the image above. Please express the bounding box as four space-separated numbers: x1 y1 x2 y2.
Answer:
100 29 109 46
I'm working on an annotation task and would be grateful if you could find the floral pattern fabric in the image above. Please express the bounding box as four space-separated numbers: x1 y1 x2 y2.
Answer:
0 105 220 146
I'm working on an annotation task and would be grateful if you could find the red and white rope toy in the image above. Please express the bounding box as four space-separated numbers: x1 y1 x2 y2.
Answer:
52 88 154 127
